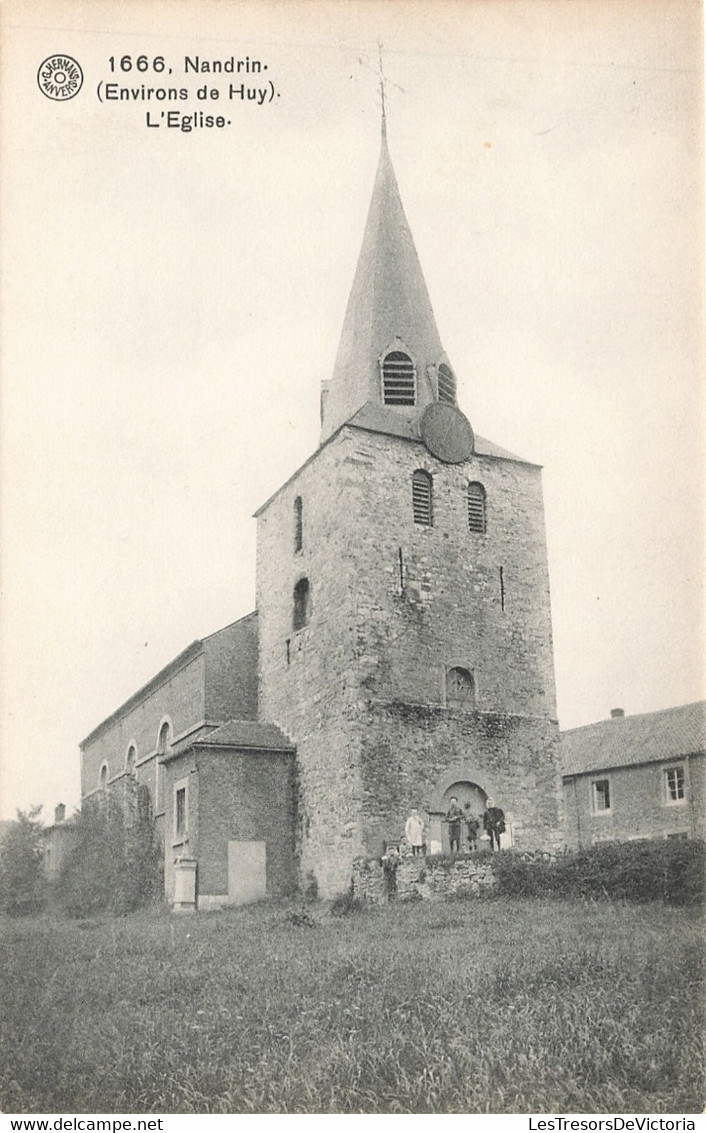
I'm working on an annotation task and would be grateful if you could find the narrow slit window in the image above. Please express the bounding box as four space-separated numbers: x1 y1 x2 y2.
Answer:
468 482 486 533
294 496 303 553
293 577 311 631
175 787 187 838
382 351 416 406
437 363 456 404
412 470 433 526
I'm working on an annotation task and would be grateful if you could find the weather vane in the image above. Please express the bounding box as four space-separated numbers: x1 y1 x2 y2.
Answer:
358 42 405 135
378 42 387 135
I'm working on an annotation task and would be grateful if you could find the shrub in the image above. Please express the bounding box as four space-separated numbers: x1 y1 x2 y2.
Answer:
55 786 162 918
0 807 46 916
330 887 363 917
284 907 318 928
493 839 706 905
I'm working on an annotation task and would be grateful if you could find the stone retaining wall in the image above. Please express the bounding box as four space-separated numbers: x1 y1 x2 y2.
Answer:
352 851 498 903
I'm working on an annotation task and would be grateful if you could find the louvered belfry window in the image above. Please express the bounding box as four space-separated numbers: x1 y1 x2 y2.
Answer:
412 470 433 526
382 351 416 405
468 482 486 533
437 363 456 404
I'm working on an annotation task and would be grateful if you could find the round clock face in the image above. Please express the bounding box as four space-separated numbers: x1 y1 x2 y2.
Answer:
420 403 474 463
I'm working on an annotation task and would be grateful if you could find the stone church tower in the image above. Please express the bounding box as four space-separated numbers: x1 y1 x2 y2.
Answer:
256 123 563 896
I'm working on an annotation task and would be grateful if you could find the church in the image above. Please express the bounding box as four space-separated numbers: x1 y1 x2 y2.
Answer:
79 120 564 905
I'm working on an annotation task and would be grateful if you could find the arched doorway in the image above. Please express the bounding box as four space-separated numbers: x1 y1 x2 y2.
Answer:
441 784 485 852
436 779 487 854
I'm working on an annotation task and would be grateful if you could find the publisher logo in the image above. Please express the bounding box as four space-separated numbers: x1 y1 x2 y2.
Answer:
37 54 83 100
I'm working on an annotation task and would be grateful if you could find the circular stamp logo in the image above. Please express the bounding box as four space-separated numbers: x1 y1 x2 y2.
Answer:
37 55 83 101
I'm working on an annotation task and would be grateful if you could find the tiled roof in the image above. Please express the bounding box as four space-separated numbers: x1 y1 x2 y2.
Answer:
346 402 534 465
194 719 295 752
562 701 706 777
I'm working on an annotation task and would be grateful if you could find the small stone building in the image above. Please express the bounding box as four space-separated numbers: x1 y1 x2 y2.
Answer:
79 122 565 905
562 702 706 848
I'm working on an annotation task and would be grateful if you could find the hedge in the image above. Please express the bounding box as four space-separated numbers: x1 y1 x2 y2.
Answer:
493 838 705 905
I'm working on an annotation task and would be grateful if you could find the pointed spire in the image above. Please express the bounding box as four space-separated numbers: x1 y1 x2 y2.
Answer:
320 127 450 442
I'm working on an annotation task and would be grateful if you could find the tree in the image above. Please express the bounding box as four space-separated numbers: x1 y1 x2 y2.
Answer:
0 806 46 916
56 784 162 917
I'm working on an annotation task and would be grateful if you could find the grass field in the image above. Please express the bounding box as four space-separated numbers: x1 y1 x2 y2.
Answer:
0 897 703 1114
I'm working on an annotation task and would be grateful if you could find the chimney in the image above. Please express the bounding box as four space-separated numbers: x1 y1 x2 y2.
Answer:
610 708 625 719
54 803 66 824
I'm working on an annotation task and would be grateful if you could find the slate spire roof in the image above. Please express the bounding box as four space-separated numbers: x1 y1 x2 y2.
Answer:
320 121 449 442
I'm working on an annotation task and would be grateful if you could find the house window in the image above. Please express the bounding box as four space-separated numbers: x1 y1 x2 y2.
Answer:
175 783 187 840
437 363 456 404
664 766 686 804
446 666 475 708
126 746 136 777
293 577 311 631
468 482 486 533
381 351 416 406
591 778 611 814
99 764 108 790
294 496 303 553
412 470 433 526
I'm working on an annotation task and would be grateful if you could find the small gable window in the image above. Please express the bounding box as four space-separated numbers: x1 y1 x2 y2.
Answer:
293 577 311 631
468 482 486 533
381 351 416 406
294 496 303 553
412 470 433 526
126 746 137 777
437 363 456 404
446 667 475 709
99 764 108 791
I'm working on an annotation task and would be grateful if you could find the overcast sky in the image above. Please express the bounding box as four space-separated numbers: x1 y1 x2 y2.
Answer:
1 0 703 821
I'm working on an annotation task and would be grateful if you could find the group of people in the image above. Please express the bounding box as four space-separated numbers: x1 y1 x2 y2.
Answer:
404 798 506 855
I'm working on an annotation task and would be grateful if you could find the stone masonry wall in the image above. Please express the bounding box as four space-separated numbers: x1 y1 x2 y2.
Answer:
564 753 706 849
352 852 498 903
257 436 367 897
341 428 557 718
257 424 562 895
360 703 562 855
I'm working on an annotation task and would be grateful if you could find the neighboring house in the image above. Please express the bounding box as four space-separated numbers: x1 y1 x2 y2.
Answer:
562 703 706 849
79 120 565 906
